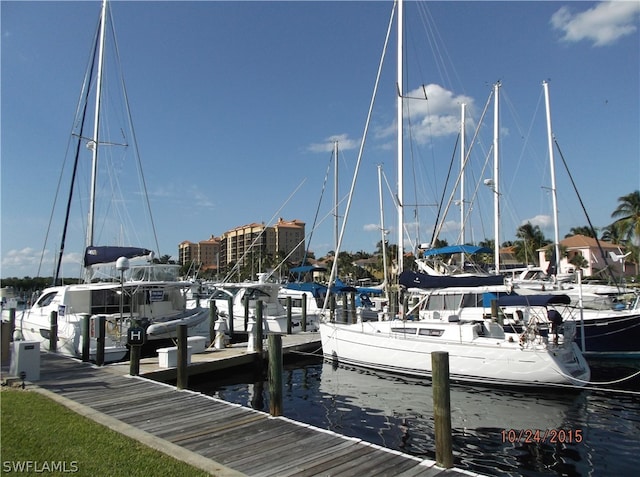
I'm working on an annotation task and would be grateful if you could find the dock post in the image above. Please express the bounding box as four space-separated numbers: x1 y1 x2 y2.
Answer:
255 301 264 354
209 301 217 345
490 299 503 325
286 296 292 334
243 295 249 332
301 294 307 332
432 351 453 469
255 301 264 374
227 296 235 337
81 315 90 362
129 343 140 376
177 324 188 390
1 321 11 366
8 308 16 340
389 291 397 319
96 315 105 366
350 291 357 324
330 294 336 322
341 294 348 323
268 334 283 417
403 295 409 321
49 310 58 352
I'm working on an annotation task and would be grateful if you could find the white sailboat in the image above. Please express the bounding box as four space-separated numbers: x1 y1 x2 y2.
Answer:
7 0 209 361
319 0 591 387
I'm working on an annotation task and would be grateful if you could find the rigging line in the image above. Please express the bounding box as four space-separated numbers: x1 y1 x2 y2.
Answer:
431 87 494 246
502 86 544 202
48 13 102 284
323 0 395 313
265 189 350 283
222 179 307 283
554 137 622 290
302 149 334 266
109 6 160 256
428 133 458 247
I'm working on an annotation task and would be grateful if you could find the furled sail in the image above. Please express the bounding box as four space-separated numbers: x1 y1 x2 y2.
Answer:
84 246 153 266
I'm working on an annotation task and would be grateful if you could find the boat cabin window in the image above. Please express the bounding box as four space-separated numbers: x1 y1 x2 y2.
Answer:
35 291 58 308
211 288 237 300
90 289 130 315
418 328 444 337
425 294 464 311
391 327 417 335
461 293 482 308
244 288 271 301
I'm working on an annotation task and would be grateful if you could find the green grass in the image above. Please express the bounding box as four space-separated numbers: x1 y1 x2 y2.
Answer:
1 388 211 476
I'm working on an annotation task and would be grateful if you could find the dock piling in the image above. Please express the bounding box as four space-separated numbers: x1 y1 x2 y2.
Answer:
81 315 90 362
301 294 307 332
177 324 188 390
96 315 105 366
49 311 58 352
268 334 283 416
432 351 453 469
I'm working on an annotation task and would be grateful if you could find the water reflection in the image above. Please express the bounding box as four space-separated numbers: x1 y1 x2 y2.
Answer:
189 358 640 476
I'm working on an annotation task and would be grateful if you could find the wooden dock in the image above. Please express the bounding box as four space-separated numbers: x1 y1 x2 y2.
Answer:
107 332 323 381
4 342 483 477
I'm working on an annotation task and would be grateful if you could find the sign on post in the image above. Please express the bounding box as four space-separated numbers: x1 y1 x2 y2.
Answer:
127 327 146 346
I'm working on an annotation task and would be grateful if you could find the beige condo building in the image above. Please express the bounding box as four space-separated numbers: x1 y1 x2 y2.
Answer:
179 218 305 277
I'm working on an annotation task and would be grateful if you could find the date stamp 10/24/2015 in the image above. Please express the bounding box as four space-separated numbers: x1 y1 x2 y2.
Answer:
500 429 584 444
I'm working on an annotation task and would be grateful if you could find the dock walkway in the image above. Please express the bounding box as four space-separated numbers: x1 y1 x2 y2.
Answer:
7 348 482 476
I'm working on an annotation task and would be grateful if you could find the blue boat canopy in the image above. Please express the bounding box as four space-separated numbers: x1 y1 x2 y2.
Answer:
421 244 493 257
289 265 327 274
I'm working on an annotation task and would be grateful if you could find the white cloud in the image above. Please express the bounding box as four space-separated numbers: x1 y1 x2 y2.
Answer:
307 134 361 153
522 215 554 230
377 84 475 143
1 248 85 278
551 1 640 47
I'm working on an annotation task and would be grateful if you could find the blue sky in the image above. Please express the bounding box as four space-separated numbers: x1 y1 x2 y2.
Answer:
2 0 639 278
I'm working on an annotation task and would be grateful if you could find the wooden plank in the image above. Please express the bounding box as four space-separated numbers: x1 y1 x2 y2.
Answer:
146 406 262 437
251 441 377 477
205 422 320 464
180 416 294 451
162 412 267 444
392 461 447 477
243 433 365 477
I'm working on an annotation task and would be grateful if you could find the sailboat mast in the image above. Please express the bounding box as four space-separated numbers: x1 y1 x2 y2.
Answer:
493 81 501 274
396 0 404 274
378 164 388 296
460 102 466 264
334 140 339 254
543 80 561 275
87 0 107 250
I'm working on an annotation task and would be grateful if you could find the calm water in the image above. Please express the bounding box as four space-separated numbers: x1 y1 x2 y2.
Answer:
189 358 640 476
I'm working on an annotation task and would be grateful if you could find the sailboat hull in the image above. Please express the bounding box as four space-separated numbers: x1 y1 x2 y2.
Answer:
320 320 590 387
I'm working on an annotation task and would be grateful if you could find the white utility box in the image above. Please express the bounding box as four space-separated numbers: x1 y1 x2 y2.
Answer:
10 341 41 381
157 346 193 369
187 336 207 354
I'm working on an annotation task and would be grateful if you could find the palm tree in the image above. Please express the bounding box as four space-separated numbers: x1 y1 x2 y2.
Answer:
611 190 640 275
611 190 640 245
600 223 624 244
514 223 550 265
565 226 597 238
